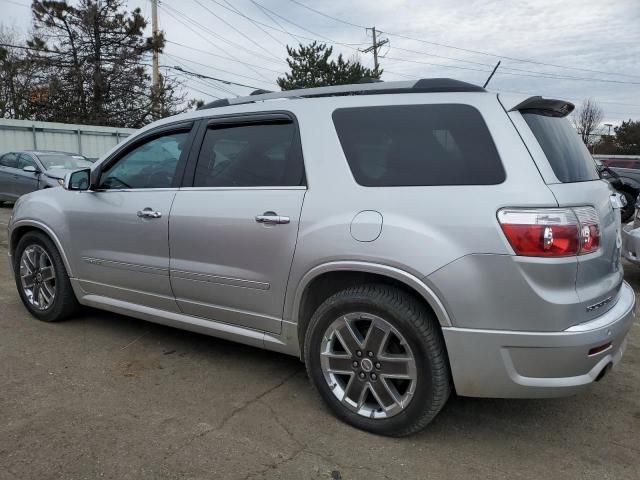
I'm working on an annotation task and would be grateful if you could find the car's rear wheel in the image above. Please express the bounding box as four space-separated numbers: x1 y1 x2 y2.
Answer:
304 284 451 436
14 231 79 322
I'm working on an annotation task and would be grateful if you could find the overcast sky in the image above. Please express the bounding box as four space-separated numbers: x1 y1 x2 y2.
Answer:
3 0 640 125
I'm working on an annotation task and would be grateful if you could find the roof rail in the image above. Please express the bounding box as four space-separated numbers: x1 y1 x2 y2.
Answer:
198 78 485 110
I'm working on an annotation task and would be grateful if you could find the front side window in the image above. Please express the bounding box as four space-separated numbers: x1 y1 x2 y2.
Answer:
18 154 38 170
0 153 18 168
193 121 304 187
332 104 505 187
100 131 189 189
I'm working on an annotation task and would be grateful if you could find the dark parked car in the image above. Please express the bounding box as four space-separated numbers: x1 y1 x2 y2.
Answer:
595 155 640 222
0 150 92 205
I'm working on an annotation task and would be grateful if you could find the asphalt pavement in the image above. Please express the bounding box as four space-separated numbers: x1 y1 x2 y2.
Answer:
0 204 639 480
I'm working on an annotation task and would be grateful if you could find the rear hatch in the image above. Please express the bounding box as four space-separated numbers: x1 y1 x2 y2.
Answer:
501 94 623 325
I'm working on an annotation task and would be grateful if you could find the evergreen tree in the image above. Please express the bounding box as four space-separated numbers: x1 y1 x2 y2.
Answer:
277 42 381 91
26 0 184 127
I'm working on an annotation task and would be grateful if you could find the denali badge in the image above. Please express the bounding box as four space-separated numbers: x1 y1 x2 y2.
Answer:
586 296 613 312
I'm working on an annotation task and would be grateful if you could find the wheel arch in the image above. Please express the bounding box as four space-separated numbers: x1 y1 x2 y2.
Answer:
9 220 74 277
291 261 452 357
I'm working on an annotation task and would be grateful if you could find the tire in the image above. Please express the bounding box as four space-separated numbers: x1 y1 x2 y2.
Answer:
13 231 79 322
620 190 636 223
304 284 451 437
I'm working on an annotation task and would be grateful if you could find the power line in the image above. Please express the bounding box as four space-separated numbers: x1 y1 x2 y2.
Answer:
165 40 285 75
285 0 640 80
161 3 283 66
160 4 276 83
162 52 275 87
165 56 239 96
220 0 287 48
250 0 303 45
191 0 283 62
209 0 366 47
169 73 223 99
383 55 640 85
381 30 640 80
168 65 264 91
286 0 365 29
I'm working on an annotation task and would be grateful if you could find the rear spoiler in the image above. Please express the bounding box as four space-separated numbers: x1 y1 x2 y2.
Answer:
509 96 574 118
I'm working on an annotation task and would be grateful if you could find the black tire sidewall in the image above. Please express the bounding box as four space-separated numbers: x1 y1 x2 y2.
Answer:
14 232 73 322
305 288 443 436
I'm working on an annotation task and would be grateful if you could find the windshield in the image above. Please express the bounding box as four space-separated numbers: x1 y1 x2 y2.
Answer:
522 113 599 183
38 154 92 170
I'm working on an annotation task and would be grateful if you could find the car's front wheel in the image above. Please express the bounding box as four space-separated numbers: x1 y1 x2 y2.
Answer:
14 231 79 322
304 284 451 436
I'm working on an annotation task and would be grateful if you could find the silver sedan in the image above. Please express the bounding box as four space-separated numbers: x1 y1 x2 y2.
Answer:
0 150 93 204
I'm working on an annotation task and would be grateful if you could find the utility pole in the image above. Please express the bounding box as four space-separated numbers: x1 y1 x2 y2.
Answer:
151 0 160 118
361 27 388 73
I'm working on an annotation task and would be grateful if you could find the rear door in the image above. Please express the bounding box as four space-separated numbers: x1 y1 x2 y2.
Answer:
15 154 41 195
169 113 306 334
505 97 623 323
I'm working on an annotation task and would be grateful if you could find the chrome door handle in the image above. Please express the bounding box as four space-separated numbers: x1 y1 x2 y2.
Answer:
255 212 290 225
137 208 162 219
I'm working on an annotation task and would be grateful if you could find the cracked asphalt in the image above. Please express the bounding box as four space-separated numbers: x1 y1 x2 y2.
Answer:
1 204 639 480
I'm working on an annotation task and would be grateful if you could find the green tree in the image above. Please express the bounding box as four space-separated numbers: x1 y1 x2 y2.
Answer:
0 27 37 119
26 0 185 127
614 120 640 155
277 42 381 91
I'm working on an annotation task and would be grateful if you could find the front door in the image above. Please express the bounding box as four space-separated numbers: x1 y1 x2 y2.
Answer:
169 114 306 333
0 153 20 200
15 154 41 196
67 124 195 312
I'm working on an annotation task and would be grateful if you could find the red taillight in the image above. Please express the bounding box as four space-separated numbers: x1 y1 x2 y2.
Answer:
498 208 600 257
574 207 600 254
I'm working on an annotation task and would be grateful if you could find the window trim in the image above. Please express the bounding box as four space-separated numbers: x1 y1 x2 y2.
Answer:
92 121 197 191
183 111 307 189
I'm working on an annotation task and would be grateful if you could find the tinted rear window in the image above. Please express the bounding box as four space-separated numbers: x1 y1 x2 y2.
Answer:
332 104 505 187
522 113 598 183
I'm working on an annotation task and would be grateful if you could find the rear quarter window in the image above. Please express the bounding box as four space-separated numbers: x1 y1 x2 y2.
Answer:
332 104 505 187
522 113 599 183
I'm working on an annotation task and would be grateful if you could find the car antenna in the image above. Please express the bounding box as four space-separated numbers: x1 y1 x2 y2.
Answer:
483 61 501 88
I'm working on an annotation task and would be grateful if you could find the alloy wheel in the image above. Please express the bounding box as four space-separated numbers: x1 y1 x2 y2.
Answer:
320 312 418 419
20 245 56 311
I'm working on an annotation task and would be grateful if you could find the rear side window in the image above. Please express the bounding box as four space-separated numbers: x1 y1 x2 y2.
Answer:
332 104 505 187
522 113 598 183
0 153 18 168
193 121 304 187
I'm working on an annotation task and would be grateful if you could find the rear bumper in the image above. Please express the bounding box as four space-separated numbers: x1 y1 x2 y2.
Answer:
622 222 640 265
442 281 635 398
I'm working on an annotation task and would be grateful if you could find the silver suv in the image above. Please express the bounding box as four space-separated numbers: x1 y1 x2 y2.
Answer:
7 79 636 436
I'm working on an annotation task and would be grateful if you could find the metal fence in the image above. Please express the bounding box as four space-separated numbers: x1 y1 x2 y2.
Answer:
0 118 137 159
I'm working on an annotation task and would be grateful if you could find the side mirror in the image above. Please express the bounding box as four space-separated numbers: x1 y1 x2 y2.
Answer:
23 165 40 174
64 168 91 191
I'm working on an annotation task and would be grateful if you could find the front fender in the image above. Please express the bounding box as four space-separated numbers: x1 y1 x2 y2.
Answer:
8 190 75 277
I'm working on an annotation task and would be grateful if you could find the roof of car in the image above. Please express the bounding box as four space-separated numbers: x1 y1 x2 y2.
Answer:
198 78 486 111
22 150 83 156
